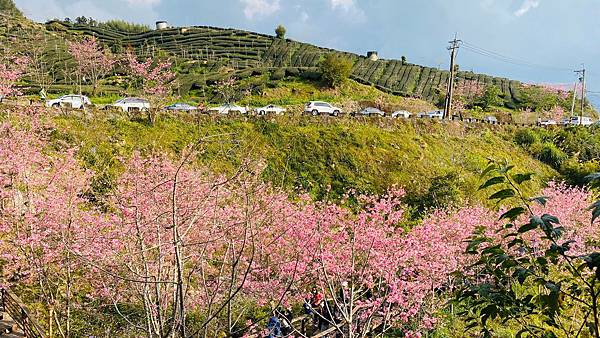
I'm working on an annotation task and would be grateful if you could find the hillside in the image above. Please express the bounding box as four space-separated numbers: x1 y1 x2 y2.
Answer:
2 5 594 119
44 19 524 106
16 109 555 214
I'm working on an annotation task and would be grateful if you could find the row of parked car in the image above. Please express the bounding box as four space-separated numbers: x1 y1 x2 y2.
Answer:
538 116 596 126
44 95 598 126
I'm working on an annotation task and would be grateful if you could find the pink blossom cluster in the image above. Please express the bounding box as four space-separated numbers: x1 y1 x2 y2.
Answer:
0 56 29 98
0 116 598 336
126 52 175 98
67 36 115 89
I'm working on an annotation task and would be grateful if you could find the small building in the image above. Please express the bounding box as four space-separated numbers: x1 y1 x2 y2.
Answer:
156 21 168 30
367 51 379 61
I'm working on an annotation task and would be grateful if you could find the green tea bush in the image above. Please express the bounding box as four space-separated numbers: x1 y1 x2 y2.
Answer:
514 129 539 147
270 68 285 81
536 142 568 168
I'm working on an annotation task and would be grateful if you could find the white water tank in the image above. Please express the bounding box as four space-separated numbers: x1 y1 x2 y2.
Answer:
367 51 379 61
156 21 168 30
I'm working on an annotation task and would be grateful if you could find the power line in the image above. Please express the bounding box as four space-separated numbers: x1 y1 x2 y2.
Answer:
460 41 572 72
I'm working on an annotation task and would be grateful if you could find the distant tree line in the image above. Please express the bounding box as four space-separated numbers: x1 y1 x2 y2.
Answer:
56 17 150 34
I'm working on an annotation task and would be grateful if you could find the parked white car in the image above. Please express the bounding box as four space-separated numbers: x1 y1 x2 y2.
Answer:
483 115 498 123
417 110 444 119
304 101 343 116
353 107 385 117
539 119 557 126
109 98 150 112
564 116 594 126
45 95 91 109
208 104 247 115
391 110 412 119
254 104 286 115
165 103 198 112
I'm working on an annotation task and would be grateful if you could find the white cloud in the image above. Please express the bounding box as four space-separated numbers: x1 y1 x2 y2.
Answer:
514 0 540 17
329 0 355 11
300 11 309 23
125 0 160 5
328 0 365 21
240 0 280 20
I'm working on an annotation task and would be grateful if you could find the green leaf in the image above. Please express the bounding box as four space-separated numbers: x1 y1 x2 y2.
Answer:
479 176 505 190
480 163 497 178
512 173 533 185
530 196 548 206
590 200 600 224
499 207 526 222
585 173 600 183
541 214 560 225
489 189 515 201
518 222 538 233
498 164 515 174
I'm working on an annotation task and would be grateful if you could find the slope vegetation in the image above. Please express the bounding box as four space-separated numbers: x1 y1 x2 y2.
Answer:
45 19 525 106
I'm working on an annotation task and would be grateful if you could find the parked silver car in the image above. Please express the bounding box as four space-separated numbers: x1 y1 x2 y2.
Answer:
108 97 150 112
165 103 198 112
254 104 286 115
417 110 444 119
353 107 385 117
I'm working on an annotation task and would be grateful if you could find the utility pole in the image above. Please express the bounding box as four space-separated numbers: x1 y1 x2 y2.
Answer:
444 35 461 120
570 81 577 117
574 67 586 125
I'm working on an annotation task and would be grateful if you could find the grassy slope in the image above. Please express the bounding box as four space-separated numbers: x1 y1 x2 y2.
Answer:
41 110 557 206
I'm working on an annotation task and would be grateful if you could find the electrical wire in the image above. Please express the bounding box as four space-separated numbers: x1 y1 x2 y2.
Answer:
460 41 573 72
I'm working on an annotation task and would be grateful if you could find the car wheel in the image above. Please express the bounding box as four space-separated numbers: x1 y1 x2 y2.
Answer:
333 110 340 117
312 109 319 116
52 103 60 108
260 110 266 115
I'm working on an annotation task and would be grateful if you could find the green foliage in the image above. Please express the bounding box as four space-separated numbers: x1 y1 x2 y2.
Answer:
43 112 555 204
515 129 539 147
404 172 463 219
319 53 353 88
97 19 150 33
275 24 286 39
5 11 587 112
535 142 567 168
0 0 21 16
454 161 600 338
270 68 285 81
477 85 503 109
513 127 600 186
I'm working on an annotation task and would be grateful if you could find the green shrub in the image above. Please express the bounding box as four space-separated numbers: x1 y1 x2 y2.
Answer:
270 68 285 81
0 0 21 16
275 25 286 39
98 20 150 33
285 67 300 77
299 70 322 81
561 159 600 187
514 129 538 147
404 172 463 219
536 142 567 168
319 53 353 88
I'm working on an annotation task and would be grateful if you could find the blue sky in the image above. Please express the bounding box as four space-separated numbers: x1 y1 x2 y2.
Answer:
13 0 600 104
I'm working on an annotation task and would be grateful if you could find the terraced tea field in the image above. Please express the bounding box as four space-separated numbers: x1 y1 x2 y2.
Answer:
45 20 523 106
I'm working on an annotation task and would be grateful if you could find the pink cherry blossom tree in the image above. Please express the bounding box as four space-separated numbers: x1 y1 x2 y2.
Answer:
0 56 29 101
0 118 120 338
125 51 176 124
67 36 116 96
